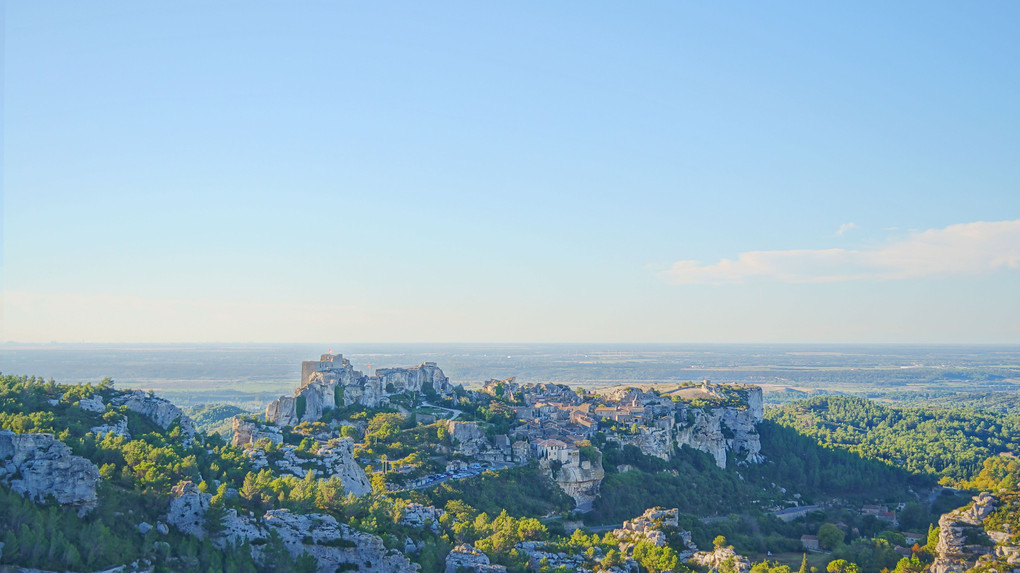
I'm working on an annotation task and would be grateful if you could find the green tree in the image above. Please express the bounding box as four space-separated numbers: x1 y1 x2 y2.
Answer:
818 524 845 550
826 560 860 573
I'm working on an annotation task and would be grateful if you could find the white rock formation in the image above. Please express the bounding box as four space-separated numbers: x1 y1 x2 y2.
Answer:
401 503 445 533
607 385 764 469
446 420 488 456
263 509 419 573
231 416 283 448
445 543 506 573
78 394 106 413
553 459 606 512
931 492 999 573
168 480 413 572
689 546 751 573
0 430 100 514
118 391 196 439
90 416 131 439
315 438 371 496
168 481 211 537
613 507 685 549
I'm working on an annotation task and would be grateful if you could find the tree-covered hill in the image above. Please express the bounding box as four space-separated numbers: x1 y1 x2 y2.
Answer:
768 396 1020 483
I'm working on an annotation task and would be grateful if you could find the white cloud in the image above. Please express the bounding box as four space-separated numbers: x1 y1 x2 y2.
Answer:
836 222 857 236
663 220 1020 285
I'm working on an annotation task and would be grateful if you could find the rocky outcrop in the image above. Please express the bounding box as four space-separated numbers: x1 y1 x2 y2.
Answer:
263 509 418 573
689 546 751 573
613 507 685 549
231 416 283 448
267 353 456 426
447 420 488 456
602 385 763 469
401 503 445 533
554 461 605 512
168 481 211 537
931 492 999 573
613 428 673 461
674 404 763 469
91 416 131 439
445 543 506 573
314 438 371 496
168 481 417 572
117 391 196 439
78 394 106 413
0 430 100 514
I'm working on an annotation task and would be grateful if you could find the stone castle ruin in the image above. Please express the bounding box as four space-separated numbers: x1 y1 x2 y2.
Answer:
266 353 456 426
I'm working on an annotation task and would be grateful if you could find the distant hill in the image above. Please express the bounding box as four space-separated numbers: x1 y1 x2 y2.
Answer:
184 403 249 438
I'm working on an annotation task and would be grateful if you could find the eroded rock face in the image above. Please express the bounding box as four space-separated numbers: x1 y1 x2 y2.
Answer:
231 416 283 448
931 492 998 573
554 460 606 512
263 509 419 573
316 438 371 497
672 388 764 469
447 420 488 456
168 480 211 538
118 391 196 439
613 428 673 461
0 430 100 514
445 543 507 573
604 386 763 469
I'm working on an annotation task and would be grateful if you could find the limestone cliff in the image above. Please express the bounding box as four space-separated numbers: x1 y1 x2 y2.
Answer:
608 385 764 469
117 390 197 439
266 353 455 426
547 458 605 512
231 416 283 448
0 430 100 514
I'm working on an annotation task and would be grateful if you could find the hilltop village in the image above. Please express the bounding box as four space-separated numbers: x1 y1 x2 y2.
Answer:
233 353 765 511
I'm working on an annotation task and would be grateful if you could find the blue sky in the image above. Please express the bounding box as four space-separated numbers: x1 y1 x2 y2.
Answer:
3 2 1019 343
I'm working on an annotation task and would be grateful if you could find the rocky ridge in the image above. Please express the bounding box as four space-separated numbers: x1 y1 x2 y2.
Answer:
167 480 417 573
116 390 197 439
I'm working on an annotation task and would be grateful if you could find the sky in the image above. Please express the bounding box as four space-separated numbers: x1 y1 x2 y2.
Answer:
2 2 1019 344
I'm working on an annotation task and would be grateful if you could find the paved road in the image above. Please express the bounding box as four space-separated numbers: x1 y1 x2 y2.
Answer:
422 401 462 420
771 505 822 521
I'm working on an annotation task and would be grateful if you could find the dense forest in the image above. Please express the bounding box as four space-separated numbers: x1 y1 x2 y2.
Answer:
768 396 1020 482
